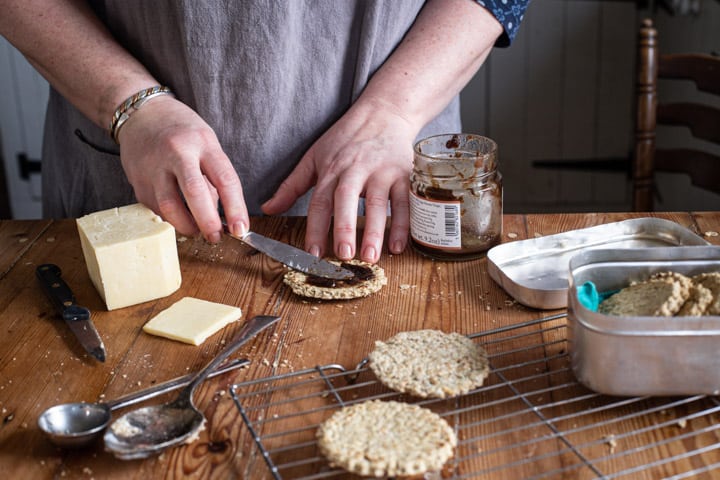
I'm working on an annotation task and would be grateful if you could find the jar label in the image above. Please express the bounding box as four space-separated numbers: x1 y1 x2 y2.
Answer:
409 191 461 249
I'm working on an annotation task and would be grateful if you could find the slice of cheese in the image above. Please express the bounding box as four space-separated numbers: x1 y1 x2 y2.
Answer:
142 297 242 345
77 203 182 310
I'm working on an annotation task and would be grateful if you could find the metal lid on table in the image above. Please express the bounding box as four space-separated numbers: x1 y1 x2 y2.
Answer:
487 218 709 309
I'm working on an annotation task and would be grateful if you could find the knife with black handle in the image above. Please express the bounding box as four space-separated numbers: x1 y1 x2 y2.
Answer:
36 264 107 362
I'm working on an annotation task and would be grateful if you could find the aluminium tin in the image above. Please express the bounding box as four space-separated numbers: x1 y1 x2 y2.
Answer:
568 246 720 396
487 218 708 309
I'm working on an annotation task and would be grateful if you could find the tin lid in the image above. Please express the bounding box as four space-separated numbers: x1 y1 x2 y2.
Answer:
487 218 709 309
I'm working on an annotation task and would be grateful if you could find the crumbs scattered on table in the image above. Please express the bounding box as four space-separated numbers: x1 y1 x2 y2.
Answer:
704 231 719 237
507 232 518 239
603 434 617 453
677 418 687 428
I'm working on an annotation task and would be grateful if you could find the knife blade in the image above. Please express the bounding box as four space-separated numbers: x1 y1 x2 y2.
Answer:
223 227 355 280
36 264 107 362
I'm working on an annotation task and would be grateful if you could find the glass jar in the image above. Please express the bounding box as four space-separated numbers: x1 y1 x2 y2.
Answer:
409 134 502 261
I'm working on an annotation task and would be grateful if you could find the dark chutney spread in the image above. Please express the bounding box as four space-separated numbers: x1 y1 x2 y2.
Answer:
305 263 374 288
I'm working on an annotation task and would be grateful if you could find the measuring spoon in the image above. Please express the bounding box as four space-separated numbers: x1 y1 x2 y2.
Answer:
38 358 250 449
104 315 280 459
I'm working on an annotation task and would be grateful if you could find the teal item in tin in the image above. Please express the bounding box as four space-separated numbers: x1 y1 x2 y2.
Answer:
577 281 618 311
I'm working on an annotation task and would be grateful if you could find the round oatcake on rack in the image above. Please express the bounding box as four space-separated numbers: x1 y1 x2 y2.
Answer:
368 329 489 399
316 399 456 478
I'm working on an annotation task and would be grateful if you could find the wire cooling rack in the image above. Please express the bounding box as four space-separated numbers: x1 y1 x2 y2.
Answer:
229 314 720 479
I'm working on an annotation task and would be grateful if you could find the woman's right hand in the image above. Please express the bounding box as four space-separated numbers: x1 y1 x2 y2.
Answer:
116 95 249 243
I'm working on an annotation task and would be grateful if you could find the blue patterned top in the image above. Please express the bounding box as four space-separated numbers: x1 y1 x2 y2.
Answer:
478 0 531 46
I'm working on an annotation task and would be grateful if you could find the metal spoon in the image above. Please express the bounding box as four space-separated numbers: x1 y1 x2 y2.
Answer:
38 358 250 449
104 315 280 459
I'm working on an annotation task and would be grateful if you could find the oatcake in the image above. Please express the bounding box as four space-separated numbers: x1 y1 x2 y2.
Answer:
598 279 687 317
648 271 693 296
316 400 456 478
283 259 387 300
676 284 713 316
368 329 489 399
692 272 720 315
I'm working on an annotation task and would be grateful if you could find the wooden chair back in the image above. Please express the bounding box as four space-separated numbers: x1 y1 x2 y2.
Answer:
633 18 720 211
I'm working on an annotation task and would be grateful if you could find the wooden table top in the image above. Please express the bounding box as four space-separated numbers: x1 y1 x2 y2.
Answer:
1 212 719 479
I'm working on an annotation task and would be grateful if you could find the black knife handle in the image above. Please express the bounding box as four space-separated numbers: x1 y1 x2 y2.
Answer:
36 264 77 316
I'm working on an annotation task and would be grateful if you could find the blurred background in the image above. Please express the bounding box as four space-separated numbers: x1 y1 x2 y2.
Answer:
1 0 719 219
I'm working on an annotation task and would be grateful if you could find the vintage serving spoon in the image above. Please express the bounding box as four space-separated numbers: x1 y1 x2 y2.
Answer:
104 315 280 459
38 358 249 449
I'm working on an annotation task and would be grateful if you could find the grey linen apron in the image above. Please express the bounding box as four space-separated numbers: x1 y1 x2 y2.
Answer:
41 0 461 218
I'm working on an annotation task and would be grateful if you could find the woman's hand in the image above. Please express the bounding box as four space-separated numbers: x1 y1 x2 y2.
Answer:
117 95 249 243
263 0 503 263
262 98 416 263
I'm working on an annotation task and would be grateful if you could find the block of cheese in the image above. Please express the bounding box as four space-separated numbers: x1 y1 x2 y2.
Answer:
142 297 242 345
77 203 182 310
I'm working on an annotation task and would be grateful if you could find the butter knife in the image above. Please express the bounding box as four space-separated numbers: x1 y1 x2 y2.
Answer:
223 227 355 280
36 264 107 362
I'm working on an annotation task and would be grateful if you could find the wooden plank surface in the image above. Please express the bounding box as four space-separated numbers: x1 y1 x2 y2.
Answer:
1 214 719 479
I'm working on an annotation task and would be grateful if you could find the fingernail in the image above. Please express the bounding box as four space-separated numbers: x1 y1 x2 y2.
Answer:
392 240 404 254
309 245 320 257
208 232 221 244
362 246 377 263
233 222 248 236
339 243 352 260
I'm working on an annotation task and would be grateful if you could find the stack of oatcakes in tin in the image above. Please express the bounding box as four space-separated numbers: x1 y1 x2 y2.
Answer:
599 271 720 317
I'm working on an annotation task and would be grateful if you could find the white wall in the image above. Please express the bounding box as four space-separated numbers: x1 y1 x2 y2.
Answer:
0 39 46 218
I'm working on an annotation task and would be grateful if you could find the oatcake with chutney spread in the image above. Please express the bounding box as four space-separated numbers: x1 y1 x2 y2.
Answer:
283 259 387 299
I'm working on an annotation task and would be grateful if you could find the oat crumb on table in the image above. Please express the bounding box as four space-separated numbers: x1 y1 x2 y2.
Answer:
604 434 617 453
